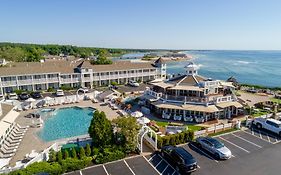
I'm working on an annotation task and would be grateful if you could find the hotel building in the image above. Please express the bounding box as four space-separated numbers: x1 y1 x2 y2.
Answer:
0 60 165 98
143 60 243 122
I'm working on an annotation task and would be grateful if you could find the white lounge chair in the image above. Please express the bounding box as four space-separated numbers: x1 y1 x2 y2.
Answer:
0 147 16 154
0 151 14 158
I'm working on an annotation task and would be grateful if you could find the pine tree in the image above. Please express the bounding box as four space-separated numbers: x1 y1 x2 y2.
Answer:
63 150 69 159
85 143 91 157
79 147 86 159
57 151 63 163
71 148 77 159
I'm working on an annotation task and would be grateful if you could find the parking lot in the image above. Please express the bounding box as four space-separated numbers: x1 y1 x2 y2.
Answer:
67 128 281 175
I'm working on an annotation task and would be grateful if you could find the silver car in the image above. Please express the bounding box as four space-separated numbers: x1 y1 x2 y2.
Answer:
196 137 232 159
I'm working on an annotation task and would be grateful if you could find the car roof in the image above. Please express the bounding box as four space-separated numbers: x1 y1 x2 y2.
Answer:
267 118 281 125
174 147 193 159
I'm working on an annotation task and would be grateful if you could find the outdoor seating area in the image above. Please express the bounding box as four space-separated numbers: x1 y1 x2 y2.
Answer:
14 93 98 112
0 123 28 159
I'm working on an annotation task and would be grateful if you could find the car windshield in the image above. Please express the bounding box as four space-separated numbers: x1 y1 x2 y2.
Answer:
208 138 224 149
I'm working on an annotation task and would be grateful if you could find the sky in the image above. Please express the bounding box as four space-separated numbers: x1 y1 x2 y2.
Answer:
0 0 281 50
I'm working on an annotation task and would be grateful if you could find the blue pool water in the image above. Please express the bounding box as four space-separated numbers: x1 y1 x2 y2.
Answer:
37 107 95 142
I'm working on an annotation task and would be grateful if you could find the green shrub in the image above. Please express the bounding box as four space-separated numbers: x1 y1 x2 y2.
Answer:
85 143 91 157
94 148 125 164
71 148 77 159
63 150 69 159
157 130 194 148
61 157 92 172
57 151 63 163
79 147 86 159
49 149 57 162
9 162 63 175
111 81 118 86
92 147 99 156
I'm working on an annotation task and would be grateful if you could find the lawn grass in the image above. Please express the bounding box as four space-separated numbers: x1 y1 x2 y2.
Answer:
154 120 204 132
270 97 281 104
252 110 270 117
208 128 238 137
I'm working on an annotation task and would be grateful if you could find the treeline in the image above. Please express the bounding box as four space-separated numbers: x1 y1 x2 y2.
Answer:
240 83 281 91
0 42 164 62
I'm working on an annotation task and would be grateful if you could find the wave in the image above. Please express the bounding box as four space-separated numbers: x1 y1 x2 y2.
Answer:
237 60 251 64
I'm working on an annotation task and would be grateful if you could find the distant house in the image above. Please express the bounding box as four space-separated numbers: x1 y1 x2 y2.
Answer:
0 59 7 66
163 53 188 58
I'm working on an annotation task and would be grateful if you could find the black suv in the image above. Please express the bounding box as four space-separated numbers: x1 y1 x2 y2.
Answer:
31 92 42 99
19 93 30 100
161 146 197 174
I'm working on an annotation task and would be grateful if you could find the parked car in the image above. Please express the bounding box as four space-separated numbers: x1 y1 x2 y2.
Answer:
253 118 281 136
31 92 42 99
19 93 30 100
7 93 18 100
161 146 197 174
196 137 232 160
128 80 140 87
81 87 89 93
56 89 64 96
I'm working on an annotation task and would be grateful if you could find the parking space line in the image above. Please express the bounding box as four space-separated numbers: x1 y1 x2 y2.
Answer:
142 156 161 175
241 130 271 143
232 133 262 148
219 137 250 153
124 160 136 175
258 131 262 139
189 144 219 163
79 170 83 175
267 135 271 142
155 159 163 168
148 154 157 161
162 164 169 173
171 170 176 175
157 154 178 172
103 165 109 175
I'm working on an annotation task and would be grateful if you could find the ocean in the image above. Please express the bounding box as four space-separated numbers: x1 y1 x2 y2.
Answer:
120 50 281 87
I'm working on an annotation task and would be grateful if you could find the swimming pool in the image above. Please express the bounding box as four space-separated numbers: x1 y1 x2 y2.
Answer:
37 106 95 142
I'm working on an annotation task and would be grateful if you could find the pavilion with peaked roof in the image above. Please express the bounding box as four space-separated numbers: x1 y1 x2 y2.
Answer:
142 62 243 123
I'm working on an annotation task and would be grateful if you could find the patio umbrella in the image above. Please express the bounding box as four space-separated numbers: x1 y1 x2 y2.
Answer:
26 98 36 102
137 117 150 125
44 96 53 101
131 111 143 118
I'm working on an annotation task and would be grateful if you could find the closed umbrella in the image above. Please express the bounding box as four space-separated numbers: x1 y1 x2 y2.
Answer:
137 117 150 125
26 98 36 102
131 111 143 118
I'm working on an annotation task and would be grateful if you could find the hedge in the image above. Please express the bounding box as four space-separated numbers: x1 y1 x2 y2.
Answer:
156 130 194 149
94 147 126 164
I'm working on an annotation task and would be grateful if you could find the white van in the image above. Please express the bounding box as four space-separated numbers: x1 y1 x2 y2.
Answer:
56 89 64 96
7 93 18 100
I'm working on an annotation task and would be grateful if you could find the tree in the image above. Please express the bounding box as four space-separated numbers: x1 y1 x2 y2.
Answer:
85 143 91 157
49 149 57 162
71 148 77 159
79 147 86 159
88 110 114 147
63 150 69 159
112 117 140 152
57 151 63 163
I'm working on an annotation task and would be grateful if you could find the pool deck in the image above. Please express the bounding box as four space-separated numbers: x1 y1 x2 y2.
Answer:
10 100 119 166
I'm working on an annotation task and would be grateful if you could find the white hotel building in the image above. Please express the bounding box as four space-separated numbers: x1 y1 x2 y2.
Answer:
0 59 166 99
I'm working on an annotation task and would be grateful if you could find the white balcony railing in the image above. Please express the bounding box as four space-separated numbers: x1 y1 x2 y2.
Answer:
214 95 233 104
17 80 33 85
1 81 17 86
47 78 59 83
145 89 163 99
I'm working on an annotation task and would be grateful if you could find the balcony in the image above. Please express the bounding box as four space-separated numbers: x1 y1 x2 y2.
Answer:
214 95 234 104
82 77 91 82
17 79 33 85
163 95 209 104
145 89 163 99
1 81 17 86
47 78 59 83
33 79 48 84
